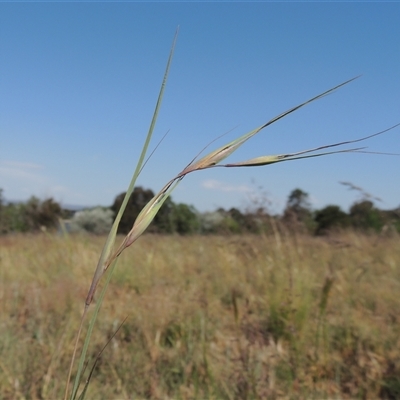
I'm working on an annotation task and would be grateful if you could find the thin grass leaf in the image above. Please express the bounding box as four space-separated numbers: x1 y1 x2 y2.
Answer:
77 317 128 400
139 129 171 176
85 27 179 308
71 258 118 400
351 150 400 156
65 27 179 400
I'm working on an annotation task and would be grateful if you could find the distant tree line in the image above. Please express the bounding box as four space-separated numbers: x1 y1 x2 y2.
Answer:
1 186 399 236
0 189 65 234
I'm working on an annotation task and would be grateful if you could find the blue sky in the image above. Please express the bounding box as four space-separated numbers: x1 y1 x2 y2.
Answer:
1 3 399 213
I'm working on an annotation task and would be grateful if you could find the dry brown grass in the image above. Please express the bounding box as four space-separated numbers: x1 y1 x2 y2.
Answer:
1 231 400 399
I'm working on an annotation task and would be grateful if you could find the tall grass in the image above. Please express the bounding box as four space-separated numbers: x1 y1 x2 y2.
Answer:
1 232 400 398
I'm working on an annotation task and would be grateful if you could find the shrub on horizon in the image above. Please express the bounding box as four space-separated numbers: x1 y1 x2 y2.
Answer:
70 207 114 235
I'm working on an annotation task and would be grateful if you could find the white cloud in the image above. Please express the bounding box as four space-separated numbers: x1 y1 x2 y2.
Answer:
0 160 46 184
202 179 252 193
1 161 43 170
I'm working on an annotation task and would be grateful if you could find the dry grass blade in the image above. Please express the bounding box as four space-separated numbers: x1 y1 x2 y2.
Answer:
340 181 384 202
77 317 128 400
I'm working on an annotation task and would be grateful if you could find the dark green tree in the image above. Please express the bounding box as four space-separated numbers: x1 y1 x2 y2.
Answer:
169 203 200 234
283 188 314 232
349 200 385 232
111 187 175 234
0 189 6 234
287 188 311 211
23 196 62 231
38 198 63 228
314 205 350 235
228 207 265 233
1 203 26 233
0 189 3 229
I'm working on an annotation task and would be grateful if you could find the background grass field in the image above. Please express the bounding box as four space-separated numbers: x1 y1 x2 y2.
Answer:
1 231 399 399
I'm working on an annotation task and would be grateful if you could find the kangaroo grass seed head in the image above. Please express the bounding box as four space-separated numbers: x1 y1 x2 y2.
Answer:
109 80 399 268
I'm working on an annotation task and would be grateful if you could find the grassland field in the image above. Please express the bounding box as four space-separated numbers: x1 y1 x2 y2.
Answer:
0 231 400 399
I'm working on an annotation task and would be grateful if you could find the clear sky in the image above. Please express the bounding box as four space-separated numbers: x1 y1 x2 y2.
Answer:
1 3 399 214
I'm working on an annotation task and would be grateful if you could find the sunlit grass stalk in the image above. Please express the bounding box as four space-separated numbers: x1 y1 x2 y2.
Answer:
315 268 335 360
66 30 400 398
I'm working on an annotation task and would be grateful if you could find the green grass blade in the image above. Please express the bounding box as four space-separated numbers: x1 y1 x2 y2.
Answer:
71 259 118 400
68 28 179 400
85 27 178 307
76 316 127 400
